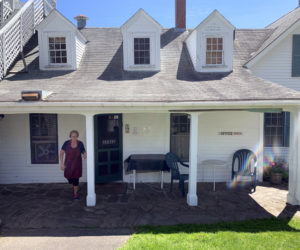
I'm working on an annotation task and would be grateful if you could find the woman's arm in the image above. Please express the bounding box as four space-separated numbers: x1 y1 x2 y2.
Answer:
83 151 87 160
60 150 66 170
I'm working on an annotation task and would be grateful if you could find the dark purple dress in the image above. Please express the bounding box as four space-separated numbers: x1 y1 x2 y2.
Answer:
61 140 85 179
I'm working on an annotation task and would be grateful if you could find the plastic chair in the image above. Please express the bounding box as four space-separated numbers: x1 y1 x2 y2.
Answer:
232 149 257 192
165 152 189 196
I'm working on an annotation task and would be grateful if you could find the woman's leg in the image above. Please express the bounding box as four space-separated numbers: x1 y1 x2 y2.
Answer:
73 179 79 195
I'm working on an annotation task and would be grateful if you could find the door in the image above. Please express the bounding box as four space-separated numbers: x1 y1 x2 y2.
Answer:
94 114 123 183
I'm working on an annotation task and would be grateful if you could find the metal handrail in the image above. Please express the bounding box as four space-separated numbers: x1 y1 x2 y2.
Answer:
0 0 56 80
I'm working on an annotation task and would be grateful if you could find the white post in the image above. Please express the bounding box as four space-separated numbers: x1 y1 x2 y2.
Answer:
85 114 96 206
257 113 264 182
187 113 199 206
287 109 300 205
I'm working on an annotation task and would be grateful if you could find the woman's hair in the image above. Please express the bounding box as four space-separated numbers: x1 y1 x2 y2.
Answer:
69 130 79 138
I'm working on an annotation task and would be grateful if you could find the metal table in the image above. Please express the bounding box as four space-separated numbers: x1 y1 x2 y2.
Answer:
124 154 169 190
200 160 229 191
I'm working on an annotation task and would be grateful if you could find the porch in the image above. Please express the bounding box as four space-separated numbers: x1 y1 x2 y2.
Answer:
0 109 300 207
0 183 299 230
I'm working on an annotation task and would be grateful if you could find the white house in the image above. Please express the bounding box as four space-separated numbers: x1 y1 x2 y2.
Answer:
0 0 300 207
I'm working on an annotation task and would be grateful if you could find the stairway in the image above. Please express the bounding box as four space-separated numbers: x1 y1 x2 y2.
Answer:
0 0 56 80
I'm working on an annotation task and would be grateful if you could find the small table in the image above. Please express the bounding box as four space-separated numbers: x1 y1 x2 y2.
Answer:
124 154 169 190
200 160 229 191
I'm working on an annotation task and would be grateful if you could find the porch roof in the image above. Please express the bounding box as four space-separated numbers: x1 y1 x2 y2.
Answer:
0 28 300 104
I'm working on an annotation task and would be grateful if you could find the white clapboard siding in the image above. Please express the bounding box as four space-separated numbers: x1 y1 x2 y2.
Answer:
0 114 87 184
75 34 86 68
251 27 300 91
196 111 260 182
123 112 260 183
0 112 260 184
123 113 171 183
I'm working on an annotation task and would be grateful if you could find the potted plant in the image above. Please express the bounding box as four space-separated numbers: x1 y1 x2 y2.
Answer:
269 158 287 185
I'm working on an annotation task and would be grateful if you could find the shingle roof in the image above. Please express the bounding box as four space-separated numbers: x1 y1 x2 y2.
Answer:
1 27 300 103
245 7 300 66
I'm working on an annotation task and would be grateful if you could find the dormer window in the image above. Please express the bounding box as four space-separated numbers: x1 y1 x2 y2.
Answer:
185 10 235 73
49 37 67 64
37 10 87 71
206 37 223 65
134 38 150 65
121 9 162 71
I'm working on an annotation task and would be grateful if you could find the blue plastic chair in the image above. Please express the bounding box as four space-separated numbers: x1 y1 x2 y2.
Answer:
232 149 257 192
165 152 189 196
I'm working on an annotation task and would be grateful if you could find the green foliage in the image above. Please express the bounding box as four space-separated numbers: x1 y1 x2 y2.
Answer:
121 218 300 250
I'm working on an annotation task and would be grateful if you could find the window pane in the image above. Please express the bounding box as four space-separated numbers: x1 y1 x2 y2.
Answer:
30 114 58 164
170 114 190 161
134 37 150 65
49 37 67 64
264 113 285 147
206 37 223 65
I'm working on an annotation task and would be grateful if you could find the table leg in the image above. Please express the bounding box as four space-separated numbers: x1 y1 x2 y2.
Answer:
133 169 136 190
161 171 164 189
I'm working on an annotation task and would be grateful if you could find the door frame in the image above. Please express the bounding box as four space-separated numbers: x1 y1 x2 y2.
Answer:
94 114 123 183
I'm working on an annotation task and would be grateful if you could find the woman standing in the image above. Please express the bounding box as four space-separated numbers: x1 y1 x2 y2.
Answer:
60 130 87 199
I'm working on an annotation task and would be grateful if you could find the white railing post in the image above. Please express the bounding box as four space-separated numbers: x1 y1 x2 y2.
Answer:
0 1 4 26
2 33 6 75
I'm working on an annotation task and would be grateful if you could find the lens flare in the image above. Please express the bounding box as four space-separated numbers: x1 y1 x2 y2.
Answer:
227 143 264 189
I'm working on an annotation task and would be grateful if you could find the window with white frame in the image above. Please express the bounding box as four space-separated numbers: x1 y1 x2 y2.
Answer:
264 112 290 147
206 37 223 65
30 114 58 164
49 37 67 64
134 38 150 65
170 114 190 161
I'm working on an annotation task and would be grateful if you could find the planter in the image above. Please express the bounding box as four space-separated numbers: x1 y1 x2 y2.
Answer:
270 173 283 185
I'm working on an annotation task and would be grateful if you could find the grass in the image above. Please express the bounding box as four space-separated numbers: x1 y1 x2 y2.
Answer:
121 217 300 250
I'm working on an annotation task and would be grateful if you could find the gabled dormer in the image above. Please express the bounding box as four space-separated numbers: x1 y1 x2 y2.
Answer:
36 10 87 71
186 10 235 73
121 9 162 71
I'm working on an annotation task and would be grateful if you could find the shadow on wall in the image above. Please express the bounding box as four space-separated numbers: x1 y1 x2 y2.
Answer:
176 43 232 82
5 33 74 81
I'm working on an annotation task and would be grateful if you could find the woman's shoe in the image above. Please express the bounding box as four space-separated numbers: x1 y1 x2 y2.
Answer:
74 193 79 200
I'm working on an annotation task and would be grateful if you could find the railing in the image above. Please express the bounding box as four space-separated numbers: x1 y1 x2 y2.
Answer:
0 0 56 80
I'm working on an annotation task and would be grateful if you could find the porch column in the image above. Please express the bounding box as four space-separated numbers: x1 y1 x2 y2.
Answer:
85 114 96 207
287 108 300 205
187 112 199 206
257 113 264 182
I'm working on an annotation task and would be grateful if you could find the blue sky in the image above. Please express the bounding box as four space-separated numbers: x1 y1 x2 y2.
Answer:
57 0 298 29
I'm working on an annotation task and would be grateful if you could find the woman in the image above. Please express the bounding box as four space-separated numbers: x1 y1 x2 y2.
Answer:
60 130 87 199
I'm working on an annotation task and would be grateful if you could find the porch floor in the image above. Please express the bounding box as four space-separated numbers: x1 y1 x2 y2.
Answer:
0 182 299 231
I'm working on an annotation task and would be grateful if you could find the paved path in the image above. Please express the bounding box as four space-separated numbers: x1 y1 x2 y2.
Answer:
0 182 299 249
0 228 132 250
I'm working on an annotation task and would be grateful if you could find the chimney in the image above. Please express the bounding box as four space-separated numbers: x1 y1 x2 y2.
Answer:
175 0 186 30
74 14 88 30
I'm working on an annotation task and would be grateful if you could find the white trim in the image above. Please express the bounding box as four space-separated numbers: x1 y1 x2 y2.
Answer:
187 112 200 206
185 9 235 42
121 8 163 31
36 9 87 42
245 19 300 68
204 36 225 67
258 113 264 182
85 114 96 206
287 108 300 205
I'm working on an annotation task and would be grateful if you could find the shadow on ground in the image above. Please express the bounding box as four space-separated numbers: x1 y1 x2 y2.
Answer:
0 182 299 237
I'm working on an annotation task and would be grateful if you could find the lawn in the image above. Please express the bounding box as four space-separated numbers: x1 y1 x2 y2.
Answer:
121 218 300 250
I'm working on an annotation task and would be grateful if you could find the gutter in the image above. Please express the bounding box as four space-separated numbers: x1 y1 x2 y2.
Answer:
0 100 300 108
